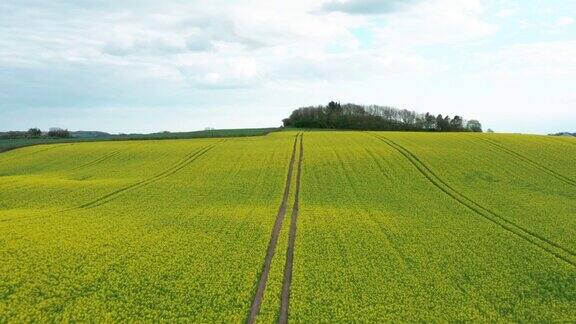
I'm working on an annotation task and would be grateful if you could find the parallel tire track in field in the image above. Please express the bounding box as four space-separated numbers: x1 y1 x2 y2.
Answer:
279 133 304 324
475 136 576 188
552 136 576 146
371 133 576 267
247 134 300 324
0 143 74 162
64 140 225 211
70 151 121 172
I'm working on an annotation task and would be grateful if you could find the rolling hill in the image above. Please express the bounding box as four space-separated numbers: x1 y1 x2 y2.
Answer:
0 131 574 322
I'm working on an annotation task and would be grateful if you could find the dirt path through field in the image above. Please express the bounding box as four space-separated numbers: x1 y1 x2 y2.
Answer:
278 133 303 324
247 134 299 324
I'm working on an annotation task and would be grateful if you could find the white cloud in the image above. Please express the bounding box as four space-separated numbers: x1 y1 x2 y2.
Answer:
495 8 516 18
371 0 496 47
556 16 574 26
479 41 576 78
319 0 420 15
0 0 430 91
0 0 574 133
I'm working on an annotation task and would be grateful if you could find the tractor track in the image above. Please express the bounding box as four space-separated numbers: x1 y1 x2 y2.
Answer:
475 136 576 188
370 133 576 267
1 140 225 223
247 133 300 324
62 140 224 212
551 136 576 146
70 151 121 172
0 143 75 162
279 133 303 324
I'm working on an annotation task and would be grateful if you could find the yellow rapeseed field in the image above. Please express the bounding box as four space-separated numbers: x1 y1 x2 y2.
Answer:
1 131 575 322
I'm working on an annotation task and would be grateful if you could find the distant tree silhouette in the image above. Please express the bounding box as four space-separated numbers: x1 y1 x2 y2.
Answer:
27 128 42 138
423 113 436 130
435 114 451 131
466 120 483 132
283 102 482 133
48 128 71 138
450 116 464 131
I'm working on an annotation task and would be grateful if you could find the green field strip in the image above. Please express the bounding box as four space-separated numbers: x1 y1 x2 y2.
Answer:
67 141 223 211
475 136 576 188
372 133 576 267
279 133 304 324
247 134 299 324
0 128 280 154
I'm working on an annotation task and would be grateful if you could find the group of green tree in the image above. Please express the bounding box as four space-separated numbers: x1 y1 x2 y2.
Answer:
0 127 70 139
283 102 483 132
551 132 575 137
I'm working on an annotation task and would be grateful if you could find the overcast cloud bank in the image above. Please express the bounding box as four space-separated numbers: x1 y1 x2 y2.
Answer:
1 0 575 134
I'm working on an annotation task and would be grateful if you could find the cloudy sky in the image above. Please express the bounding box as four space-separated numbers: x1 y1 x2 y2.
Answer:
1 0 574 134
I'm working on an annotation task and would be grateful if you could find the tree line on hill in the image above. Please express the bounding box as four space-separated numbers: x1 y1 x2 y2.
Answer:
550 132 575 137
0 127 71 139
283 102 483 132
0 128 280 142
